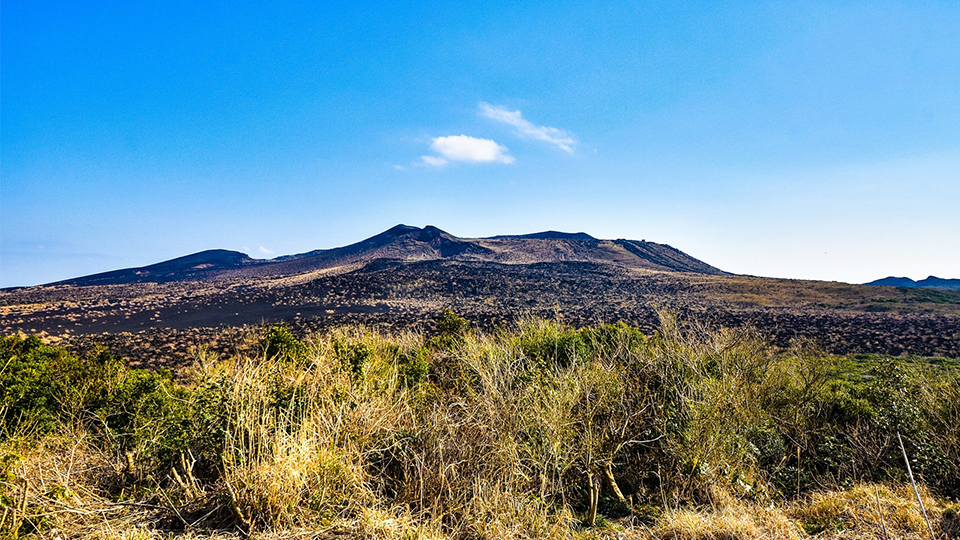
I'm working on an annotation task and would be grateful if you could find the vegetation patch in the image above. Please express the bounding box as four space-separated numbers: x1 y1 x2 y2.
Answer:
2 313 958 538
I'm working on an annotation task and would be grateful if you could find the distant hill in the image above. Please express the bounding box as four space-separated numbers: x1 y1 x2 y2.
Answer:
866 276 960 290
56 249 263 286
7 224 960 362
52 224 727 286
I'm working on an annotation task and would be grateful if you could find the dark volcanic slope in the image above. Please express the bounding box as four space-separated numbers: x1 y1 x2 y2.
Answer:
273 225 728 276
58 250 266 286
239 225 497 277
40 224 726 287
867 276 960 290
5 258 960 367
5 225 959 367
614 239 722 274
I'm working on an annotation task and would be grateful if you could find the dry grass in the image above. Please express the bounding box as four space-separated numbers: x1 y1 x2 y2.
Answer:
788 482 953 539
0 433 160 539
4 317 959 539
5 431 959 539
630 486 803 540
645 507 801 540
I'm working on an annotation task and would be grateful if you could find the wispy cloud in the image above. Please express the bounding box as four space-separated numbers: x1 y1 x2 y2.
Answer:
258 246 274 255
420 155 449 167
480 103 576 153
421 135 514 166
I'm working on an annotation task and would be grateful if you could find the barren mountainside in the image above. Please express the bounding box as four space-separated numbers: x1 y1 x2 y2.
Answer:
52 224 727 286
4 224 959 366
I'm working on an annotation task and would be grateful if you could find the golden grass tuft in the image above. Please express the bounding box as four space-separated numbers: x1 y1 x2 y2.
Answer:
356 506 447 540
788 482 948 539
646 488 803 540
460 480 577 540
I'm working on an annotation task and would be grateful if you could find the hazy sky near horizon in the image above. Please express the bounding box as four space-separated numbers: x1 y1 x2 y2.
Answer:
3 1 959 287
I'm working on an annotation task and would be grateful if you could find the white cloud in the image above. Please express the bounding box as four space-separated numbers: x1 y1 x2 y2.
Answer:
258 246 274 255
424 135 514 165
419 155 449 167
479 102 576 153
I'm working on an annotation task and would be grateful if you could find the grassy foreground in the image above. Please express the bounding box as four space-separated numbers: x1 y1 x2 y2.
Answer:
2 311 959 539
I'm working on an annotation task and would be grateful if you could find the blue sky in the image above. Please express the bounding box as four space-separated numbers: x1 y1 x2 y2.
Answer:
2 1 958 287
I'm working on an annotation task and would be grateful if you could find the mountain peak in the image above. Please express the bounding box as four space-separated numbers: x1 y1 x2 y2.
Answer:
865 276 960 290
382 224 421 236
56 249 258 286
491 231 596 240
46 224 727 286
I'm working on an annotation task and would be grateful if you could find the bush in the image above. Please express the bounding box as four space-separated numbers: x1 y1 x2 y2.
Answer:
0 336 171 441
426 309 470 350
261 325 308 362
514 319 589 370
0 335 217 477
4 316 959 537
1 335 65 435
395 346 430 388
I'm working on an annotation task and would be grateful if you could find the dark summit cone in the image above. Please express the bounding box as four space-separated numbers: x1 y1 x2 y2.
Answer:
45 224 726 286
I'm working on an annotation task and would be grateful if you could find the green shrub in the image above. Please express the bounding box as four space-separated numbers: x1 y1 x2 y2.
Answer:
0 336 141 437
262 325 308 362
426 309 470 350
515 320 589 371
0 335 216 474
396 346 430 388
334 339 372 382
1 335 64 435
580 321 648 357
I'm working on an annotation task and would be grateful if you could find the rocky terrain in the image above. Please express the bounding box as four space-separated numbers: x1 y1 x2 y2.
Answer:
3 225 959 367
54 224 727 287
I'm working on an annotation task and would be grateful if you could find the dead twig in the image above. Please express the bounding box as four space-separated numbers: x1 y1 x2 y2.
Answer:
897 432 935 540
158 487 189 528
225 480 252 537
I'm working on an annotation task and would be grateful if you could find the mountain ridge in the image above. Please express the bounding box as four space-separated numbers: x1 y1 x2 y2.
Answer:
51 249 262 286
866 276 960 290
50 224 727 286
